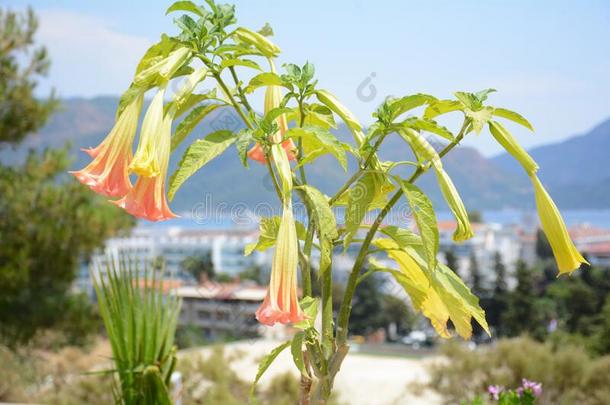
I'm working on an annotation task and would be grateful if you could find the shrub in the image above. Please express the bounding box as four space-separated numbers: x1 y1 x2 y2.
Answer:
427 337 610 405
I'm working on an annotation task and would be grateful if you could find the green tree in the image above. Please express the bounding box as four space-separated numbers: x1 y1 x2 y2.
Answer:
444 249 459 276
501 260 550 339
469 252 485 297
382 295 414 337
349 273 385 336
593 296 610 355
0 7 133 346
239 265 264 284
0 149 133 346
468 210 483 223
535 229 554 260
0 7 57 145
181 252 215 282
485 252 509 334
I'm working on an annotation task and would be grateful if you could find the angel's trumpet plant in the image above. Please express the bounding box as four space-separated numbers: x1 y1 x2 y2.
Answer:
74 3 588 403
70 94 143 197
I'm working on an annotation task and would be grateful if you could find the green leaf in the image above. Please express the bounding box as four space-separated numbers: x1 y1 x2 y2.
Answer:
235 129 254 167
168 130 235 200
465 106 494 135
388 93 436 120
295 185 338 275
435 168 474 242
474 88 496 103
174 89 219 118
166 1 205 16
492 107 534 131
257 22 274 37
403 117 454 141
315 89 364 145
171 104 222 151
245 216 307 255
220 58 262 71
294 296 319 330
249 340 291 400
396 180 438 272
291 332 307 376
245 72 286 93
373 238 489 339
424 99 462 119
116 84 144 117
343 171 377 248
379 225 423 247
288 126 347 171
286 103 337 129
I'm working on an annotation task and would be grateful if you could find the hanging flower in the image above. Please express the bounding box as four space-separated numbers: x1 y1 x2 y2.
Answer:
113 113 177 221
256 145 304 325
129 88 166 177
248 74 297 164
255 204 304 325
70 94 143 197
247 139 297 163
530 174 588 274
489 120 586 274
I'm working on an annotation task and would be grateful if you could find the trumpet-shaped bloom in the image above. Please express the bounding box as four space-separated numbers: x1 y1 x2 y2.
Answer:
70 94 143 197
256 145 304 325
401 128 473 242
248 81 297 163
436 169 473 242
129 88 166 177
247 139 297 163
530 174 588 274
113 114 177 222
255 204 304 325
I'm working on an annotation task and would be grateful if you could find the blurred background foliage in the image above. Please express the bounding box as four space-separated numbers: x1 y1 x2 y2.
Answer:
0 6 133 347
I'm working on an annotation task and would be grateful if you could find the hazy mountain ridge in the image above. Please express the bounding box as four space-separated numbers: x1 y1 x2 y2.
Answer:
2 96 607 211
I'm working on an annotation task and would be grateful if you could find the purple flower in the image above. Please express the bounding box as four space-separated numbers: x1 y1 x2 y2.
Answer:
487 385 504 401
521 379 543 397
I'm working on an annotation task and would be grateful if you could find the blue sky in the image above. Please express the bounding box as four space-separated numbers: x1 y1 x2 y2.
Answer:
5 0 610 156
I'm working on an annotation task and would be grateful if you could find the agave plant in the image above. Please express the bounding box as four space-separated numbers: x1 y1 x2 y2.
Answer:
92 259 181 405
74 1 588 403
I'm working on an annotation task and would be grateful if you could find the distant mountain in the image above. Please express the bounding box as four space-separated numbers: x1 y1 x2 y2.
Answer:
494 118 610 209
2 96 606 212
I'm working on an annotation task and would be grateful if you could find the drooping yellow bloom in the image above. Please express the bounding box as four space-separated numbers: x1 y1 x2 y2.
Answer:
129 88 166 177
71 94 143 197
401 128 473 241
255 144 304 325
436 169 474 242
530 175 588 274
489 120 587 274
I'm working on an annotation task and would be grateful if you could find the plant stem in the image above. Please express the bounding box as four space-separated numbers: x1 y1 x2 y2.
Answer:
336 119 470 345
328 130 387 206
301 220 314 297
228 66 254 112
211 71 254 130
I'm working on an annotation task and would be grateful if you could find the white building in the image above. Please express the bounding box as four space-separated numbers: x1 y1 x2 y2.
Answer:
436 220 522 288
